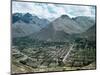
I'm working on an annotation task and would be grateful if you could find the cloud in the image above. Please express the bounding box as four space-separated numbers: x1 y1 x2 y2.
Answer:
12 1 96 21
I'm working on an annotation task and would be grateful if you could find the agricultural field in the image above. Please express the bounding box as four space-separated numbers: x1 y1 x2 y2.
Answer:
12 37 96 74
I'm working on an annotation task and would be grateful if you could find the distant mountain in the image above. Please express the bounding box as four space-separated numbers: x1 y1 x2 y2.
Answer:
30 15 86 41
21 13 34 23
12 13 23 23
50 15 83 34
73 16 95 31
12 13 49 28
12 13 95 41
12 13 50 37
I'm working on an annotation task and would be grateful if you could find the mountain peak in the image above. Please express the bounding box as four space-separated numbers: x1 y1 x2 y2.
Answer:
21 13 33 23
12 13 23 23
61 15 70 19
24 13 32 17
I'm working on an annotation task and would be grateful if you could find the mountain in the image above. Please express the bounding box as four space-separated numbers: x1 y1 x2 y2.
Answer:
12 13 95 41
73 16 95 31
12 13 23 23
12 13 50 38
30 15 85 41
82 25 96 41
12 20 41 38
50 15 83 34
21 13 34 23
31 25 73 42
12 13 49 28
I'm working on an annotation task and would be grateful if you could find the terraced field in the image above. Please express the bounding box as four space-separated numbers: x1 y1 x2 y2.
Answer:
12 38 96 74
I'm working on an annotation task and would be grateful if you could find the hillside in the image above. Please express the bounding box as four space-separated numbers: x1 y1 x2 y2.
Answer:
12 13 50 37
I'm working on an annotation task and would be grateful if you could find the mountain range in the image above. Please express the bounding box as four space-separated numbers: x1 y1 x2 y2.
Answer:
12 13 96 42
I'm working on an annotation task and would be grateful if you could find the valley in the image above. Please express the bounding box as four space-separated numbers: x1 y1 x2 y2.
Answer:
12 37 96 74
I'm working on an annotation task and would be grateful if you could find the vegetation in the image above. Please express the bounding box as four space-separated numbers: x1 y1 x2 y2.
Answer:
12 36 96 73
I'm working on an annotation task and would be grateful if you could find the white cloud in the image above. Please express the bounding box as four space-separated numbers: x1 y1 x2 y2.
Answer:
12 1 96 20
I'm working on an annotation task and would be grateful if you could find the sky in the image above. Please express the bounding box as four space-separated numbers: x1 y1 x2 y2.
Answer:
12 1 96 21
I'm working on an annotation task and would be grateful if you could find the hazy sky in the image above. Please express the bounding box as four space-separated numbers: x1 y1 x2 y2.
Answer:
12 1 96 20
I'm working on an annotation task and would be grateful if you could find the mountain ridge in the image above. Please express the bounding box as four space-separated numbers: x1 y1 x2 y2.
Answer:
29 14 95 42
12 13 95 42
